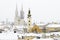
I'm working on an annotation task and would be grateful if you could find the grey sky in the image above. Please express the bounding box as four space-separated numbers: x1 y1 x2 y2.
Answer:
0 0 60 23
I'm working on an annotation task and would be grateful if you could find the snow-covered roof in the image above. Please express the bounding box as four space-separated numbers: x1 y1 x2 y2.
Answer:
0 33 17 40
0 23 2 25
15 25 27 29
46 24 60 27
33 38 53 40
0 24 11 29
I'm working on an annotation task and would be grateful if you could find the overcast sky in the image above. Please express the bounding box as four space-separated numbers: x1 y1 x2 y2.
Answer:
0 0 60 23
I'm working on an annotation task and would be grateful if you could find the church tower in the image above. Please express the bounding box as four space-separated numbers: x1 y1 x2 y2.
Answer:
14 4 20 25
27 9 32 29
19 5 26 25
20 5 24 19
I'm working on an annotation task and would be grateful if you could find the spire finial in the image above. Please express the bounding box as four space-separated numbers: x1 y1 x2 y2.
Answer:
15 2 18 15
16 2 18 10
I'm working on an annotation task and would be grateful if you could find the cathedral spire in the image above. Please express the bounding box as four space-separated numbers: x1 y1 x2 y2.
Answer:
21 4 23 11
20 4 24 19
15 4 18 17
14 3 19 25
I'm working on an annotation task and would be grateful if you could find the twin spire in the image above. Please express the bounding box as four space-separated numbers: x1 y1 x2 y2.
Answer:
15 4 31 19
20 5 24 19
15 4 24 19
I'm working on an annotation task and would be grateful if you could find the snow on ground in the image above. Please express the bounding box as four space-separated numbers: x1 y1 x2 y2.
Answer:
0 31 18 40
0 32 60 40
33 38 53 40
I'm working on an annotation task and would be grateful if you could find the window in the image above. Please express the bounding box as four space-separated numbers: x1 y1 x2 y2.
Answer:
29 24 30 26
29 21 30 22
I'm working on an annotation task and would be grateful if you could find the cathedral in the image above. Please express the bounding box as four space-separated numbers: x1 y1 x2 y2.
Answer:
13 4 33 33
14 4 26 26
